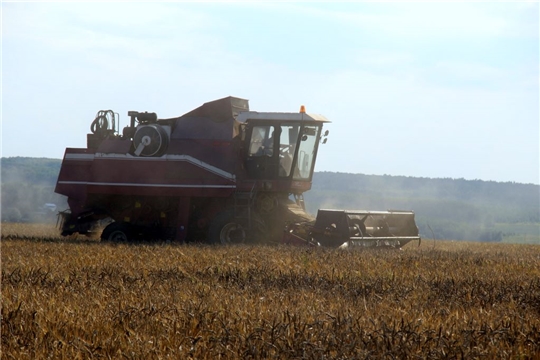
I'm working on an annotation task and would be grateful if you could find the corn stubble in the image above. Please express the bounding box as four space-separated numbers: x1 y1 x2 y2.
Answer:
2 225 540 359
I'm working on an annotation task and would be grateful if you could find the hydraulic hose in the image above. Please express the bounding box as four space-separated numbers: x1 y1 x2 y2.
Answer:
90 110 116 135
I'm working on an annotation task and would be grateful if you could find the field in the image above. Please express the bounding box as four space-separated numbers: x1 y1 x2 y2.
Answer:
2 223 540 359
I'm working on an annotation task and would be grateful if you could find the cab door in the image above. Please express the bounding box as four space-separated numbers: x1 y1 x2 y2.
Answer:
245 124 280 179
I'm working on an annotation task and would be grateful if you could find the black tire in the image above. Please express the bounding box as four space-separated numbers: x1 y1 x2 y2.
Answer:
208 211 246 245
101 222 132 242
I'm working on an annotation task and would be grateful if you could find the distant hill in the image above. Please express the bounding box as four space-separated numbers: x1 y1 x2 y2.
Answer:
1 157 539 243
1 157 66 223
1 157 62 184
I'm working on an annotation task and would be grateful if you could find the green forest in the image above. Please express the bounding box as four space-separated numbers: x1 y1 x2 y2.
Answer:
1 157 539 243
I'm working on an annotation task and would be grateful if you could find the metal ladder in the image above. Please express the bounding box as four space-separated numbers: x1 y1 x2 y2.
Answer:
233 184 257 229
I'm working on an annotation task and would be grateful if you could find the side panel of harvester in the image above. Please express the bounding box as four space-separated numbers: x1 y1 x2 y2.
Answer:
57 152 236 201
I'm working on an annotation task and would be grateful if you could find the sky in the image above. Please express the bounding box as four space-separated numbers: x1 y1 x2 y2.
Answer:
2 2 539 185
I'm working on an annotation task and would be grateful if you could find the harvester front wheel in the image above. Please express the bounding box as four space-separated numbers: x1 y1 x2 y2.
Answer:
101 222 132 242
208 211 246 245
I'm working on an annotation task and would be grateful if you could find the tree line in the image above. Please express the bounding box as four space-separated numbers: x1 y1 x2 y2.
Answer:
1 157 67 223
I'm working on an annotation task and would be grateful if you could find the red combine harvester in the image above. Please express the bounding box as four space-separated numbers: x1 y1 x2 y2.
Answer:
55 96 420 248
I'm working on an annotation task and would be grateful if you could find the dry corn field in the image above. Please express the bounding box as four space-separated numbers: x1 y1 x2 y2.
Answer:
2 223 540 359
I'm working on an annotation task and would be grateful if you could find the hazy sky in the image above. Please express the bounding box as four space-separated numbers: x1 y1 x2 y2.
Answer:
2 2 539 184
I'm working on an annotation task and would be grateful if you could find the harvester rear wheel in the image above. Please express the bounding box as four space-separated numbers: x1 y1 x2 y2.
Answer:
208 211 246 245
101 222 132 242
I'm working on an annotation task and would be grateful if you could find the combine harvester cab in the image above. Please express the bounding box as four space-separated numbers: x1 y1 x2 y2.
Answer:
55 96 420 248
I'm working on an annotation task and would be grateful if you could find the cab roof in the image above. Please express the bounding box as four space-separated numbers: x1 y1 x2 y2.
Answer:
236 111 330 123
